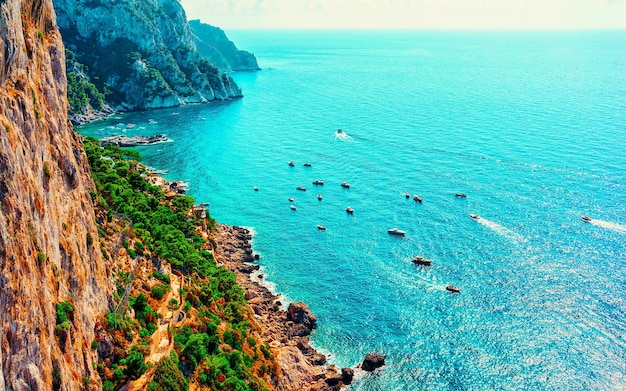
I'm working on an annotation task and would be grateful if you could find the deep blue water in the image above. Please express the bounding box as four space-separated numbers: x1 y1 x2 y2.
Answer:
80 31 626 390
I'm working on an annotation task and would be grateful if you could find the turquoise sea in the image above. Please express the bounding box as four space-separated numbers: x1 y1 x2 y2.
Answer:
80 31 626 390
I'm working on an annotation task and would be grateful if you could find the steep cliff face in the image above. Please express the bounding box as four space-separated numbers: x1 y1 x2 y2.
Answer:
0 0 108 389
189 19 260 72
53 0 243 111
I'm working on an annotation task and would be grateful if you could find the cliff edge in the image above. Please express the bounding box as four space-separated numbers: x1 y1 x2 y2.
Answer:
0 0 108 389
53 0 243 111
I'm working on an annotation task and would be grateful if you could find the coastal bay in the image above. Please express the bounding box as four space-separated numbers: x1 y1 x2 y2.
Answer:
79 30 626 390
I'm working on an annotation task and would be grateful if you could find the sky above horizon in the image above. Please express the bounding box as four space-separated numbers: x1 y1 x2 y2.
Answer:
179 0 626 30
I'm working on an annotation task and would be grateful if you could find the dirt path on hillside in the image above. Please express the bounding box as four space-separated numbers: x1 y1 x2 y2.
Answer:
120 274 183 391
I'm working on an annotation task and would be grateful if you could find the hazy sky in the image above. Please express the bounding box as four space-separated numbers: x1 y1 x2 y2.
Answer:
179 0 626 30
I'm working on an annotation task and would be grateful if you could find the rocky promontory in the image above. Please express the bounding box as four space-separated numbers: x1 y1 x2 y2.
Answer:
189 19 260 72
53 0 243 111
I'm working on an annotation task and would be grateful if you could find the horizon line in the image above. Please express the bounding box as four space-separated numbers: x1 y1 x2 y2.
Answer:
209 26 626 32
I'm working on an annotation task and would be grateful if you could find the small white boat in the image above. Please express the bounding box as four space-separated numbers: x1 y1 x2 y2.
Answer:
289 197 294 202
405 192 410 198
341 182 351 188
317 194 322 200
413 195 423 203
582 216 591 222
312 179 324 185
470 213 479 220
387 228 406 237
288 161 295 167
346 206 354 214
317 225 326 231
253 186 258 191
171 112 179 116
290 205 297 210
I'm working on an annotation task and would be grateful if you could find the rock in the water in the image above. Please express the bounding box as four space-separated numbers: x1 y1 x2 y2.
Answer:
341 367 354 384
287 302 318 330
362 353 386 371
325 373 342 386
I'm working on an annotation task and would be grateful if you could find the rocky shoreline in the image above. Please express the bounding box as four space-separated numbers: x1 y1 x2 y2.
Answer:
100 134 170 147
211 224 355 391
69 105 116 125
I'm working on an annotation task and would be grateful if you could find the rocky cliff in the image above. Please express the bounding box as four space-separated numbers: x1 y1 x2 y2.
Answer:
189 20 260 72
52 0 242 111
0 0 109 389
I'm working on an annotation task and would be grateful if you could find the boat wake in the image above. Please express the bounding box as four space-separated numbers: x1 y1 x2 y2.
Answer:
476 217 525 243
334 129 353 141
588 219 626 234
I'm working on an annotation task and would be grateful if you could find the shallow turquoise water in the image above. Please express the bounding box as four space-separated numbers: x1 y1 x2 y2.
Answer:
80 31 626 390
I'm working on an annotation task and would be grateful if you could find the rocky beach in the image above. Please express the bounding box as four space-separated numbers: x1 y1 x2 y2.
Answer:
210 224 356 390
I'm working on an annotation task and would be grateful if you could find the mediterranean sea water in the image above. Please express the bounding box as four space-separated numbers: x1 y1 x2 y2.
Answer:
79 31 626 390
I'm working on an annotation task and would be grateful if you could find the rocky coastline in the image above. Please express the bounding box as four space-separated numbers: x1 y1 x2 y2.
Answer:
100 134 170 147
211 224 355 391
69 104 116 125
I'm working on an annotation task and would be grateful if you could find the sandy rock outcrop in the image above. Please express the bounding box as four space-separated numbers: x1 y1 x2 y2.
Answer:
0 0 109 389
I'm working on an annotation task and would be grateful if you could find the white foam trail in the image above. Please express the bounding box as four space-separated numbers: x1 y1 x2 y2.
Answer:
476 217 525 243
333 131 353 141
589 219 626 233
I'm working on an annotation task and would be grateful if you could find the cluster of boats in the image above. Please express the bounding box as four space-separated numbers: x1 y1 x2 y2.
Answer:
281 160 465 293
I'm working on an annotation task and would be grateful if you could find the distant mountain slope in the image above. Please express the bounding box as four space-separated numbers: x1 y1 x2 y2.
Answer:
189 19 260 72
53 0 242 111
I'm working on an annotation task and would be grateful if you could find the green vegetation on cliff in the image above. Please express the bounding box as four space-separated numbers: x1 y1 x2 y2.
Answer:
84 138 275 390
65 49 106 115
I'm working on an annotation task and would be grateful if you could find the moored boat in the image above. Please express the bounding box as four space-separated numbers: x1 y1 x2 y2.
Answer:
296 186 306 191
317 194 322 200
290 205 297 210
413 195 423 203
412 256 432 265
387 228 406 237
341 182 351 188
346 206 354 214
288 161 295 166
303 162 312 167
312 179 324 185
289 197 294 202
455 193 467 198
317 225 326 231
253 186 258 191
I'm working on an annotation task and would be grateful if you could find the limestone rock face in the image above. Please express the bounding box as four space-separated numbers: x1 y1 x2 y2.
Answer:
0 0 108 389
52 0 243 111
189 19 260 72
